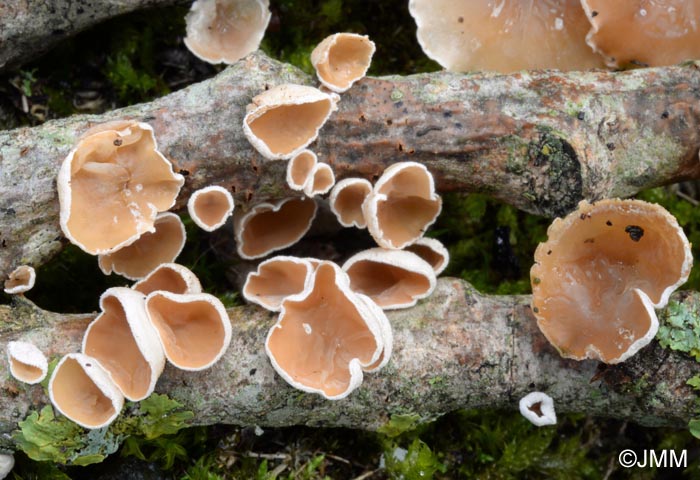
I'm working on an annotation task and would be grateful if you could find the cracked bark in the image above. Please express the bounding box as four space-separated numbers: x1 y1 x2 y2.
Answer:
0 0 183 71
0 279 698 452
1 53 700 278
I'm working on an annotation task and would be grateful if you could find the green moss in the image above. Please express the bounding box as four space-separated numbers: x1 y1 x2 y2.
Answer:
378 413 422 438
657 300 700 361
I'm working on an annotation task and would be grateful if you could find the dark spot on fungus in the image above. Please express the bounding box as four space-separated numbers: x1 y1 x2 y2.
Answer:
606 220 613 226
179 169 190 176
547 250 552 255
528 401 544 417
458 16 464 23
113 138 123 147
580 214 587 220
584 238 595 244
86 363 91 367
591 11 598 17
533 277 541 285
625 225 644 242
533 307 539 313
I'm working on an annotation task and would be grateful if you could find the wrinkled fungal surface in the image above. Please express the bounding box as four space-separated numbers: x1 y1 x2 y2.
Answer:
582 0 700 68
531 199 692 363
243 256 313 311
409 0 605 72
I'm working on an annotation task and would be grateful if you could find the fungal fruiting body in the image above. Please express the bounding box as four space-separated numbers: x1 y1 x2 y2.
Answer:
7 341 48 384
97 212 186 280
343 248 437 310
519 392 557 426
303 162 335 197
582 0 700 68
49 353 125 429
234 197 318 259
145 291 232 371
82 287 165 401
405 237 450 275
3 265 35 294
0 454 13 479
363 161 442 250
243 84 339 160
184 0 271 64
57 121 184 255
243 256 315 311
132 263 202 296
266 262 391 399
531 199 692 363
329 178 372 229
408 0 605 72
287 150 318 191
188 185 235 232
311 33 376 92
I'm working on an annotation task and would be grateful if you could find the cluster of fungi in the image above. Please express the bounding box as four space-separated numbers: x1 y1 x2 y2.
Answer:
2 4 700 472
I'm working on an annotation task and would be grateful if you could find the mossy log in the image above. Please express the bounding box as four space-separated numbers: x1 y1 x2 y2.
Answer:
0 0 183 71
1 53 700 278
0 279 699 453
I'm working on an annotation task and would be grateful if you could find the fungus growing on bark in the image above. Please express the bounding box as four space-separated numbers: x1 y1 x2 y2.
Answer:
145 291 232 371
132 263 202 296
234 197 317 259
311 33 376 92
408 0 605 72
82 287 165 401
6 341 48 384
363 162 442 250
184 0 271 64
343 248 436 309
266 262 391 399
188 185 235 232
519 392 557 426
286 150 318 191
243 256 315 311
303 162 335 197
581 0 700 68
49 353 124 429
329 178 372 229
243 84 339 160
97 212 186 280
3 265 35 294
0 454 13 479
57 122 184 255
405 237 450 275
531 199 692 363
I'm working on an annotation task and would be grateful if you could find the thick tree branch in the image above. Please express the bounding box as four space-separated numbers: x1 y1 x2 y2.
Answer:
0 278 698 452
1 53 699 277
0 0 182 71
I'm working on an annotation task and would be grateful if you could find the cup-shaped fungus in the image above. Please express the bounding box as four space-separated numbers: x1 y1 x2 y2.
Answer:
243 84 339 160
82 287 165 401
6 341 48 384
286 150 318 191
145 291 232 371
184 0 271 64
234 197 318 260
343 248 436 310
243 256 315 311
405 237 450 276
519 392 557 427
97 212 186 280
408 0 605 72
330 178 372 229
303 162 335 198
531 199 692 363
363 162 442 250
266 262 391 399
58 122 184 255
582 1 700 68
49 353 124 429
3 265 35 294
188 185 235 232
132 263 202 296
311 33 376 93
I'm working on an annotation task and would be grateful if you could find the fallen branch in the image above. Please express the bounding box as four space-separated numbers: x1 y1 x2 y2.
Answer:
1 53 699 277
0 278 698 453
0 0 182 71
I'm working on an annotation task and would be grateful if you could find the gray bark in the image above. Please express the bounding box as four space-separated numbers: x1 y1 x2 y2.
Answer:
0 0 182 71
1 278 699 453
1 53 699 279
